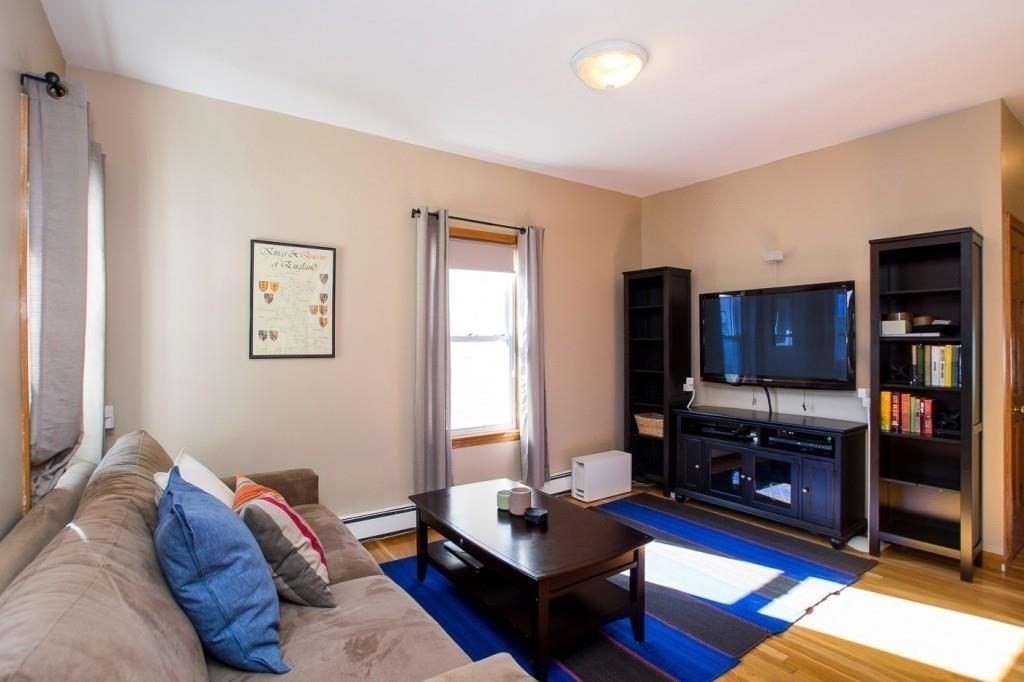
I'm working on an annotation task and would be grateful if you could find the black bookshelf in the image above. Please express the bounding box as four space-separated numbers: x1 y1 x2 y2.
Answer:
868 228 982 581
623 267 691 494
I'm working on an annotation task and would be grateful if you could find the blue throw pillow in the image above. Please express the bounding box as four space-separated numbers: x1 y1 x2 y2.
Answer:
154 467 289 673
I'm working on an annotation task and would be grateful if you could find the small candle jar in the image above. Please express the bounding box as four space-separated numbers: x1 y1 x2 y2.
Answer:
508 487 532 516
496 489 511 512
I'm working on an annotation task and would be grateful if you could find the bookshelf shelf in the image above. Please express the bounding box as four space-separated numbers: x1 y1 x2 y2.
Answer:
879 508 960 557
869 228 981 582
879 336 961 344
879 383 960 393
625 267 691 494
879 287 961 296
879 431 960 445
879 476 960 494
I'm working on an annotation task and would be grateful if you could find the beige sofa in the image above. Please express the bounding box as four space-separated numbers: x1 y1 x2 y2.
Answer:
0 431 532 681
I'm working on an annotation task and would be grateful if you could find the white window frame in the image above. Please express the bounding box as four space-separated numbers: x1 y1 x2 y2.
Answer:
448 226 520 448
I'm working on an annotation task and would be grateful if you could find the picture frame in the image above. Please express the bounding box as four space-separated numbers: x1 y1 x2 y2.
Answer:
249 239 336 359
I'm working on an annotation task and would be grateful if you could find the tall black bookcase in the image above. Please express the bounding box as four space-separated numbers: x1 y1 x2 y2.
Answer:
624 267 691 495
868 228 982 581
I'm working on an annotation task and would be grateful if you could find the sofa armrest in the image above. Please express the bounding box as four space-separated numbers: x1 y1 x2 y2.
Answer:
423 653 534 681
221 468 319 506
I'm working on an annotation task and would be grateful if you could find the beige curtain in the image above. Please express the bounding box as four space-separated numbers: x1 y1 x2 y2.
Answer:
25 78 91 501
517 226 549 488
413 208 453 492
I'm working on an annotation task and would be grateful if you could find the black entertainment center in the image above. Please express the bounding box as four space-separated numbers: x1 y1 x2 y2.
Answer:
673 406 867 548
625 275 869 547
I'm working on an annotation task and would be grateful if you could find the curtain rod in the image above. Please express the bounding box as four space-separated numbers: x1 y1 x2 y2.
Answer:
19 71 67 99
410 208 526 234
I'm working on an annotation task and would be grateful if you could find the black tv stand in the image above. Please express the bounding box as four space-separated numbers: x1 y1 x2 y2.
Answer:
673 406 867 547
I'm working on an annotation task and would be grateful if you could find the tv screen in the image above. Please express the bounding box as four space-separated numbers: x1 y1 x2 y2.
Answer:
700 281 855 390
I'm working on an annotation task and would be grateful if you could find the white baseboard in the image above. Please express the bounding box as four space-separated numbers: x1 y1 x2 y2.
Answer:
342 471 572 541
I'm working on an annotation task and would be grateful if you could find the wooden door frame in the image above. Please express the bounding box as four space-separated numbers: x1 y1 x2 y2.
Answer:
1004 212 1024 565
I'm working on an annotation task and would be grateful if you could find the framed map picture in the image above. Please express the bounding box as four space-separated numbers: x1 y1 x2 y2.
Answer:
249 239 336 358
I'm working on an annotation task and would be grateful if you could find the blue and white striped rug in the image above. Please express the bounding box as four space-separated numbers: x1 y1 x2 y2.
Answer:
382 494 875 680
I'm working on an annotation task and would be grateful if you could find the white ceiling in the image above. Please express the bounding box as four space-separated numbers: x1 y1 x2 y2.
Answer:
41 0 1024 197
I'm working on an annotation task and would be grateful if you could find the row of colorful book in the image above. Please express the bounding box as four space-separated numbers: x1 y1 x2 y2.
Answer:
907 344 962 388
879 391 935 436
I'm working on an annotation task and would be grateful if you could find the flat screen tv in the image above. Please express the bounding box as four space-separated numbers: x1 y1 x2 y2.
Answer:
700 281 855 390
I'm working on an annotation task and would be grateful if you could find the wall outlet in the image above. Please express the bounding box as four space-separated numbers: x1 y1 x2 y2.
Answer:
683 377 695 392
103 404 115 430
763 250 784 263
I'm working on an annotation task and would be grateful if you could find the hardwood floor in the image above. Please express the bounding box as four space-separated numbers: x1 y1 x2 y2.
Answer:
364 489 1024 680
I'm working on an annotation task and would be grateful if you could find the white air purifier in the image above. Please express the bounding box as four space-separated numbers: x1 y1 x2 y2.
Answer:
571 450 632 503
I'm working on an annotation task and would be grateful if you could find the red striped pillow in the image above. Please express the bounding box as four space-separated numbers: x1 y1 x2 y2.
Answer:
233 476 335 607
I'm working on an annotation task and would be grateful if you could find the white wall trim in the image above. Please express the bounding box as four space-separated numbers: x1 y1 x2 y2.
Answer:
342 471 572 540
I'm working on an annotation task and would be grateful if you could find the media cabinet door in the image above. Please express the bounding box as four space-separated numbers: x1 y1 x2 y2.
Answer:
677 437 705 491
800 458 836 529
748 452 799 518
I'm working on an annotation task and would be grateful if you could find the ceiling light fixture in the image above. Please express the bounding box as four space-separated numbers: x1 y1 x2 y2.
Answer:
571 40 648 91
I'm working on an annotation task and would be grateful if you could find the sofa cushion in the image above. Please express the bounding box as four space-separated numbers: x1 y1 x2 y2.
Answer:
156 468 289 674
155 449 236 507
233 476 334 607
423 653 535 681
207 574 471 681
294 503 383 584
0 430 208 681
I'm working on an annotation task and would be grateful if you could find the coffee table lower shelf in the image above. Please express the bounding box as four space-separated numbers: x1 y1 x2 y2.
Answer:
425 540 632 649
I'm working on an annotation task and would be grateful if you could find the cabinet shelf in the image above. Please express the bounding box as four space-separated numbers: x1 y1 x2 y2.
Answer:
629 304 663 310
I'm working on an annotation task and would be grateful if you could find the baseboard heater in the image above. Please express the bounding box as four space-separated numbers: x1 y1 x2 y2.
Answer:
343 471 572 540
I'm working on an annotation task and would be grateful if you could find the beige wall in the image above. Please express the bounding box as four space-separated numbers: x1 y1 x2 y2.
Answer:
0 1 64 537
1003 103 1024 220
71 67 640 516
641 102 1006 553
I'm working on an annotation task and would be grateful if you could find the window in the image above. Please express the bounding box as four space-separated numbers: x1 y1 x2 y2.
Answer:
448 227 519 447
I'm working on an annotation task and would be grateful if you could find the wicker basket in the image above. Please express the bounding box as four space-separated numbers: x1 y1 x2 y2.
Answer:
634 412 664 438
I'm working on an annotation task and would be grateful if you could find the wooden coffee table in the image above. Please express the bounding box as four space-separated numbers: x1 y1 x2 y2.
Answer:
409 478 651 680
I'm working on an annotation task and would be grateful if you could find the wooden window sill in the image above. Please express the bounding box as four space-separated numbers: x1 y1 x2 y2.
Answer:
452 431 520 448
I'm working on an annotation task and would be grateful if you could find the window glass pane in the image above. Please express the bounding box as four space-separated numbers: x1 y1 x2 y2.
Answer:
448 267 516 432
450 339 513 430
449 270 513 337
